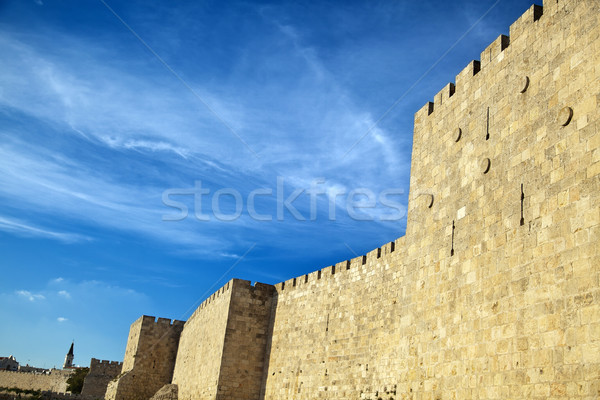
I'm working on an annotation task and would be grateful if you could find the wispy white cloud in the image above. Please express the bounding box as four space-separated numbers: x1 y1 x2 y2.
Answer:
0 216 90 243
9 279 148 309
57 317 68 322
101 137 190 159
16 290 46 302
0 141 230 251
0 11 410 258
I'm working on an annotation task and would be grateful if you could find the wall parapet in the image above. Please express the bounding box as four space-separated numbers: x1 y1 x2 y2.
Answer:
420 3 544 119
90 358 123 367
139 315 185 328
274 238 403 293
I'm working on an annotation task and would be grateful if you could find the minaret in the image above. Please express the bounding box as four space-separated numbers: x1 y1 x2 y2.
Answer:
63 342 74 369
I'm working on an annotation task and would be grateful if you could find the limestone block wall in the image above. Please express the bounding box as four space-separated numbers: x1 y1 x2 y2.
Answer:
172 279 275 400
0 370 71 393
218 280 274 400
105 316 184 400
261 244 405 399
261 0 600 398
81 358 122 399
172 282 234 400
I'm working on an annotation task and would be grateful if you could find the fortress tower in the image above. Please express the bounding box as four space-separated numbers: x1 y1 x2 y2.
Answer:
110 0 599 398
62 342 74 369
105 316 184 400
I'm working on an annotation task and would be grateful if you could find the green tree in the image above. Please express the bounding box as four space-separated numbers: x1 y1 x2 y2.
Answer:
66 367 89 394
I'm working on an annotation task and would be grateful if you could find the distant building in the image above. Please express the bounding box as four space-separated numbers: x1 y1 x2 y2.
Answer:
18 364 49 374
62 342 74 369
0 355 18 371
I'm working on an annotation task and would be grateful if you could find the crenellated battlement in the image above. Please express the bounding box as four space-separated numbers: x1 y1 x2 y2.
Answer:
190 280 232 314
81 358 123 399
90 358 123 367
274 238 402 293
421 3 545 119
139 315 185 328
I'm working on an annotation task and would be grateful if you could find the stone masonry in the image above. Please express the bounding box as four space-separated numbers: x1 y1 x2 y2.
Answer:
81 358 123 399
105 316 184 400
0 369 71 393
111 0 599 398
171 279 274 400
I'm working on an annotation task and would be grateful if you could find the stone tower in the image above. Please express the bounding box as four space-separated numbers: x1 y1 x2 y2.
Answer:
62 342 74 369
105 316 184 400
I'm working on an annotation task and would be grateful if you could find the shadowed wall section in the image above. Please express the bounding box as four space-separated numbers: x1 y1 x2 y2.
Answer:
81 358 122 399
105 316 184 400
172 279 274 400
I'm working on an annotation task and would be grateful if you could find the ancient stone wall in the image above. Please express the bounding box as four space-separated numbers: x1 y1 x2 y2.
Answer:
111 0 599 398
261 244 406 399
0 370 72 393
172 283 233 400
81 358 122 399
218 280 274 400
172 279 275 400
260 0 600 398
105 316 184 400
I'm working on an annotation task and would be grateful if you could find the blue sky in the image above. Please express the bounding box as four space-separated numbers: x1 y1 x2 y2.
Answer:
0 0 537 368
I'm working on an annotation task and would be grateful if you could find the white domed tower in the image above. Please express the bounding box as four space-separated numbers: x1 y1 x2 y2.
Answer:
63 342 74 369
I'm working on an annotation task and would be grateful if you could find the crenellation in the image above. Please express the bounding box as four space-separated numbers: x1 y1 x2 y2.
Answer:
433 82 456 109
480 34 510 70
366 247 379 263
454 60 481 97
82 357 123 398
196 281 235 310
542 0 568 16
509 4 543 42
105 313 184 400
141 315 156 324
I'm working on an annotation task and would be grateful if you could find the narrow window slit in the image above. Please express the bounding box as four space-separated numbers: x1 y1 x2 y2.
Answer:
362 255 367 265
317 270 322 279
331 265 335 275
377 247 382 258
486 107 490 140
451 220 455 256
281 281 285 291
293 278 297 287
390 241 395 252
346 260 351 270
520 184 525 226
305 274 309 283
